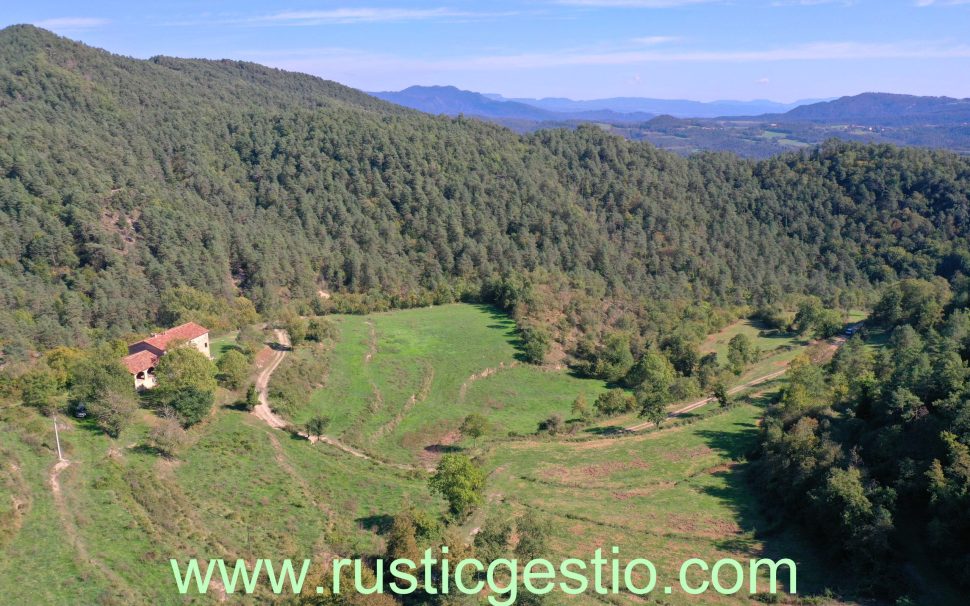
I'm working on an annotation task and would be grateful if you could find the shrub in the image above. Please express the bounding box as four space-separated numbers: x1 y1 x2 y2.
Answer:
538 413 564 435
217 349 249 389
243 384 259 411
148 418 185 457
459 413 488 439
305 415 331 437
520 324 551 364
306 317 338 342
167 387 214 427
593 389 635 416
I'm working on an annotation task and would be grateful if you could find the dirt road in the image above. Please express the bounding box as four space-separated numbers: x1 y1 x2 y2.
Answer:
251 329 291 430
624 329 859 432
624 367 788 431
249 329 426 471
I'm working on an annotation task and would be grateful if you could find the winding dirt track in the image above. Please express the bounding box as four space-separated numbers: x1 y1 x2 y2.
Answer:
251 329 291 430
249 329 425 471
624 331 855 432
624 368 788 431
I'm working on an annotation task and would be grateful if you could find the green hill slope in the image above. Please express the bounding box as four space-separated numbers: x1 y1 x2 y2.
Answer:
1 25 969 359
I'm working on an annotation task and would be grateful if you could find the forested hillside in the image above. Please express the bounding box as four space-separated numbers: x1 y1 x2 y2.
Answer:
1 25 969 361
757 278 970 597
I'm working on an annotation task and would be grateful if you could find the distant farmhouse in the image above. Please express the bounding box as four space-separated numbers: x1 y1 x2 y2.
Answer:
122 322 210 390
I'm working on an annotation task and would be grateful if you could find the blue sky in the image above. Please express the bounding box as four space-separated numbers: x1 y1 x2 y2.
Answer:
5 1 970 101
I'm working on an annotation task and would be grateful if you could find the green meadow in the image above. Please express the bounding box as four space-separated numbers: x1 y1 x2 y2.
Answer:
0 304 865 605
484 396 836 605
292 305 609 464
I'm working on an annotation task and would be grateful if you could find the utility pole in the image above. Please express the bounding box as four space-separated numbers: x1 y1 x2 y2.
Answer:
53 415 64 461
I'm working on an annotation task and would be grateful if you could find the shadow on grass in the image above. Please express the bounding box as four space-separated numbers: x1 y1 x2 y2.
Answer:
357 514 394 534
267 340 291 352
694 414 846 598
476 303 527 354
424 443 462 455
129 443 168 457
582 425 628 436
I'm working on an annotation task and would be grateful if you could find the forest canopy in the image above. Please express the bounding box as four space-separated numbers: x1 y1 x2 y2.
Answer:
1 25 969 362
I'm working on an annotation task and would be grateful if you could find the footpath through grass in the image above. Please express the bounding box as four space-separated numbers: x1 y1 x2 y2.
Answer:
295 304 609 464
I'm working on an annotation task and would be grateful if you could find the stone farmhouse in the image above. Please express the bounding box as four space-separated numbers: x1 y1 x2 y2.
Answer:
122 322 211 390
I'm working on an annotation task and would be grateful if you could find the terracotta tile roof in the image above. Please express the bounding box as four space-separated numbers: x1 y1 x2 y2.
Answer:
140 322 209 352
122 350 158 374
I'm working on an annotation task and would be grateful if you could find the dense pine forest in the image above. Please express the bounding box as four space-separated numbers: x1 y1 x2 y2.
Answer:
2 25 969 361
758 278 970 595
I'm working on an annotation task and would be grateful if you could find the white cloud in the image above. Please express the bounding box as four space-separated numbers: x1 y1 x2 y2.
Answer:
445 41 970 69
32 17 109 29
245 8 514 26
631 36 681 45
243 39 970 75
557 0 717 6
756 77 771 85
771 0 854 6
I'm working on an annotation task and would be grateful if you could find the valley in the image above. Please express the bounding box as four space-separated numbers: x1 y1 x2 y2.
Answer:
1 22 969 606
1 303 868 605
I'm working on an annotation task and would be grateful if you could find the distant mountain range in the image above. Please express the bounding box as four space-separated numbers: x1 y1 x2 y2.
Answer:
370 85 822 122
370 86 655 123
485 93 825 119
370 87 970 157
764 92 970 126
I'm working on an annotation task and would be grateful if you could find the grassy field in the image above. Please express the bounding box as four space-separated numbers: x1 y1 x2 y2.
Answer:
0 402 435 605
699 319 806 361
292 304 609 464
484 393 837 605
210 330 240 359
0 304 873 605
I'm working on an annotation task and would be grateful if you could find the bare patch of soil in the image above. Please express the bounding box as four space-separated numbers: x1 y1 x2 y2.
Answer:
661 445 714 462
417 428 462 470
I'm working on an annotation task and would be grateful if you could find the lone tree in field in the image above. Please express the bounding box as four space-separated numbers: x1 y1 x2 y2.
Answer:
638 395 667 428
713 381 731 407
385 510 421 562
571 393 593 421
305 415 331 438
515 511 552 561
727 333 753 375
429 454 485 516
459 413 488 440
